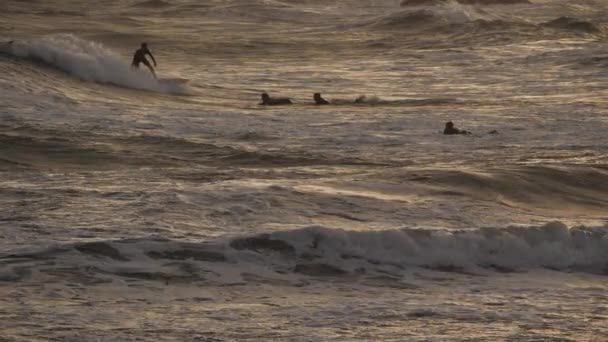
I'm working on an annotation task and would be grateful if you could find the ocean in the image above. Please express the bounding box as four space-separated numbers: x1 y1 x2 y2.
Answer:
1 0 607 340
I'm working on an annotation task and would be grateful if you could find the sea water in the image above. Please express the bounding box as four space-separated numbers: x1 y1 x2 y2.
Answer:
0 0 607 340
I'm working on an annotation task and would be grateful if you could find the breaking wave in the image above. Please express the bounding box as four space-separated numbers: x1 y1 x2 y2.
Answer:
0 34 189 94
1 222 606 284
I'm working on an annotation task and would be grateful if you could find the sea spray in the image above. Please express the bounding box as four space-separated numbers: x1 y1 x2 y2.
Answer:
5 34 189 94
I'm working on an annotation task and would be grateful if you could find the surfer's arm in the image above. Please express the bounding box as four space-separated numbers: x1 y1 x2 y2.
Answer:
147 50 157 67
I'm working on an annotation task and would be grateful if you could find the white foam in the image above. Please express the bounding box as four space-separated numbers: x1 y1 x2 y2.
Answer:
273 222 608 271
5 34 188 94
3 222 605 287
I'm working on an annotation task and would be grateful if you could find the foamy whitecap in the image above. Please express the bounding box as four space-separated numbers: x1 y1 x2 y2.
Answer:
4 34 189 94
2 222 606 285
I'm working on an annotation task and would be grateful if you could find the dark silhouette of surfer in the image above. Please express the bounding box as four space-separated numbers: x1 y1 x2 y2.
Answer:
313 93 330 105
132 42 157 78
354 95 365 103
443 121 471 135
260 93 292 105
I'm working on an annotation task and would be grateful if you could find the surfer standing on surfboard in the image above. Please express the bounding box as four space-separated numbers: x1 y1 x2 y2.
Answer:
131 42 157 78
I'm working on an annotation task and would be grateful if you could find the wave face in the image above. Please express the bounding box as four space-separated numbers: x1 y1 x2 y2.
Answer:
408 166 608 211
367 3 497 29
2 34 189 94
1 222 607 285
0 124 380 171
541 16 601 34
246 222 608 274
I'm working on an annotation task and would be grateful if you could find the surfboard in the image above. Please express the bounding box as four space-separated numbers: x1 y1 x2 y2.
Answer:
158 77 189 84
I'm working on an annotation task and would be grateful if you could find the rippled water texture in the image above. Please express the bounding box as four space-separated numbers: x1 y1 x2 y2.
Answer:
1 0 607 340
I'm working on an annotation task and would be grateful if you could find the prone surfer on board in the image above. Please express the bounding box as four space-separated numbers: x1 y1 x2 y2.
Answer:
443 121 471 135
131 42 157 78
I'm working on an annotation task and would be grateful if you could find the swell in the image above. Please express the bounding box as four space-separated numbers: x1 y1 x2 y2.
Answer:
131 0 172 8
400 0 531 6
202 0 330 24
408 165 608 211
1 222 606 285
0 125 383 171
0 132 126 170
541 16 602 34
364 5 603 39
107 133 387 168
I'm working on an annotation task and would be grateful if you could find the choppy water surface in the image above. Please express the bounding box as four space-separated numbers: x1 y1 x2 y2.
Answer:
1 0 608 340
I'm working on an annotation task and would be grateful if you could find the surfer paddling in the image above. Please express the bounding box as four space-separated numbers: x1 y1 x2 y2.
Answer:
313 93 330 105
443 121 471 135
131 42 157 78
259 93 292 106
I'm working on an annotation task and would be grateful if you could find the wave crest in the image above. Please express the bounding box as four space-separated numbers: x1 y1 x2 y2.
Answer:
2 34 189 94
1 223 606 285
542 16 601 34
367 3 499 30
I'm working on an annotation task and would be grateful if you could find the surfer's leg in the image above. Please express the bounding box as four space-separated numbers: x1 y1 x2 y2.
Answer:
148 65 157 79
142 59 156 79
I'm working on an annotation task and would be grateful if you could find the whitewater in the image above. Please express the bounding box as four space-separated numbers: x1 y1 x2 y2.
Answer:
1 0 607 340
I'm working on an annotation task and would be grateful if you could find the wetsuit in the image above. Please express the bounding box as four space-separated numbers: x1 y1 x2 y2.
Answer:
443 127 461 135
444 126 471 135
260 93 292 105
132 47 156 69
